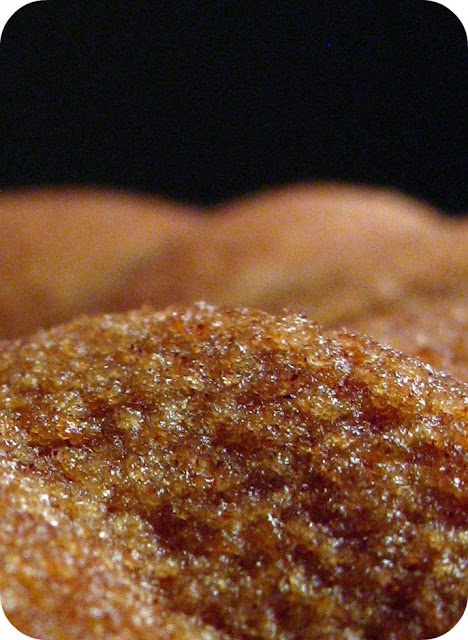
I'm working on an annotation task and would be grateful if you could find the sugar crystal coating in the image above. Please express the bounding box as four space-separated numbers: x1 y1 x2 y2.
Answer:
0 303 467 639
349 290 468 382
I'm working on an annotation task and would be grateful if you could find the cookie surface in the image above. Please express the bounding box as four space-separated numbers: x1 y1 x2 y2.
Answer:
348 290 468 383
1 184 466 339
0 303 467 639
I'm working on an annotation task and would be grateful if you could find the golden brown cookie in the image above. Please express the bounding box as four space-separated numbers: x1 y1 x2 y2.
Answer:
1 303 466 639
197 183 467 324
0 187 200 339
347 289 468 382
1 184 466 339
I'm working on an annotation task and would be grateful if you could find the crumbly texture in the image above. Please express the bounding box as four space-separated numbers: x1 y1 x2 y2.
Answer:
347 290 468 383
0 303 467 640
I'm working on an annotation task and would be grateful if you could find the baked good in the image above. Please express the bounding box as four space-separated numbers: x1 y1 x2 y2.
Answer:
348 289 468 382
1 184 466 339
0 187 200 339
1 303 466 639
196 183 467 325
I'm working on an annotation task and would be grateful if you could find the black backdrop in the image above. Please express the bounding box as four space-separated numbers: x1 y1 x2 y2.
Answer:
0 1 466 213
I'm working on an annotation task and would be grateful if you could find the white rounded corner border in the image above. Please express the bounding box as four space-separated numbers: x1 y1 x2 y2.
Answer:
0 598 466 640
0 0 466 637
428 1 467 40
0 599 40 640
0 1 45 42
0 0 466 43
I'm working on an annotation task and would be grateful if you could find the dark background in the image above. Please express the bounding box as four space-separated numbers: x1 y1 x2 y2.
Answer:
0 1 466 213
